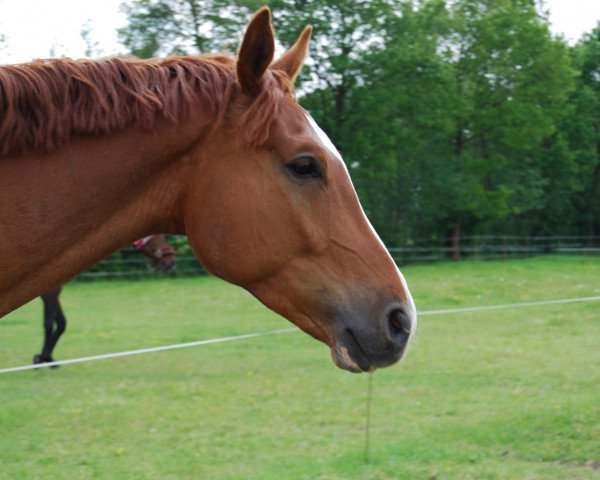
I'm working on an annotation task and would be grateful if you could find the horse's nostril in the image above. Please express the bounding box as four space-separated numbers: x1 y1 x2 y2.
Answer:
388 308 411 339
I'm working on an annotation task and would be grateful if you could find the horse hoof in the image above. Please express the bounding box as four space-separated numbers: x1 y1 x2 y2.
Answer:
32 354 59 368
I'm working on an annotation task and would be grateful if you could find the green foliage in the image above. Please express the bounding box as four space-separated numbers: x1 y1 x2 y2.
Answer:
353 0 575 242
118 0 263 57
567 22 600 236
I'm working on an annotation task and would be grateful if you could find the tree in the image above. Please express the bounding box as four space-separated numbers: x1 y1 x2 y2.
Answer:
81 19 102 58
566 23 600 237
119 0 263 57
314 0 574 251
331 0 457 243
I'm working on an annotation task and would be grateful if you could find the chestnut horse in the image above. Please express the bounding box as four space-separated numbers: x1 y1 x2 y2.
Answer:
34 235 175 366
0 8 416 372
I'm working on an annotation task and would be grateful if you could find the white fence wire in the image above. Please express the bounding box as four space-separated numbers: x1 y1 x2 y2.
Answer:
2 295 598 375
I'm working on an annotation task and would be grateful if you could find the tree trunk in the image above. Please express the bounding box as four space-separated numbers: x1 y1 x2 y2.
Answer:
451 217 461 260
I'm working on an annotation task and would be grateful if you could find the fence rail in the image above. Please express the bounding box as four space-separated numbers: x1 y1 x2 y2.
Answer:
75 236 600 280
388 236 600 263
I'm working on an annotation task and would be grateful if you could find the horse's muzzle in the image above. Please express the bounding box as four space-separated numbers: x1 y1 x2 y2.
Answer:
330 302 414 373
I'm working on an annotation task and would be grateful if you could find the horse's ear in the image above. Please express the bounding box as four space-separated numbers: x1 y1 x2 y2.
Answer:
271 25 312 84
237 7 275 96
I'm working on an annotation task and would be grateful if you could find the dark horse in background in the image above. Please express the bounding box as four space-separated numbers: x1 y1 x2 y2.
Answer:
33 235 175 366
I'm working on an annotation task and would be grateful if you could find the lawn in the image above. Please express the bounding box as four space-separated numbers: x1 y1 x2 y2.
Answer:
0 255 599 479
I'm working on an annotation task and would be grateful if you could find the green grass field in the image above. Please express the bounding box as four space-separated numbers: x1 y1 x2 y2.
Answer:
1 256 599 479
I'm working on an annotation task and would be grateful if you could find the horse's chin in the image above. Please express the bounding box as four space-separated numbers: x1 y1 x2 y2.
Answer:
331 345 375 373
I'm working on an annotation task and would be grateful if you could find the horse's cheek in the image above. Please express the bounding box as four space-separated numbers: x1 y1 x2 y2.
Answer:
181 192 271 285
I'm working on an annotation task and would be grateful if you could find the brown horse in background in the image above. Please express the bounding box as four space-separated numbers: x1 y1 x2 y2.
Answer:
0 8 416 372
133 234 176 273
34 235 175 366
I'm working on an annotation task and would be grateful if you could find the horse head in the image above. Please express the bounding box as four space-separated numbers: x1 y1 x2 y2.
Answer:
181 8 417 372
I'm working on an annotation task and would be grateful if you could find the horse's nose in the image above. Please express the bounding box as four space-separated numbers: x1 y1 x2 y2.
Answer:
386 305 413 348
366 302 413 366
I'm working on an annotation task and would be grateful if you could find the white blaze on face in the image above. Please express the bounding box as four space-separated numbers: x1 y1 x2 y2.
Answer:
304 112 344 162
303 111 418 334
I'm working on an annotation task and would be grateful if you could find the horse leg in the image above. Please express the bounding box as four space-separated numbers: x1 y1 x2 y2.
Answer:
34 286 66 366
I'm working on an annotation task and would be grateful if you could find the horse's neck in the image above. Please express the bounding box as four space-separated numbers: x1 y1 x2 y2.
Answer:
0 120 204 316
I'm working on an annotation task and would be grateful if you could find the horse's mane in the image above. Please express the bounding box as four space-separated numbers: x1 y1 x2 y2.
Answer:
0 55 290 156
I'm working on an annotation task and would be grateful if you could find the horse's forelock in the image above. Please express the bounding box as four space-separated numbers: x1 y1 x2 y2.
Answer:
237 69 296 148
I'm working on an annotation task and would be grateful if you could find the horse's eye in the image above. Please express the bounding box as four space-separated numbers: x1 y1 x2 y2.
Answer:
287 156 322 179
